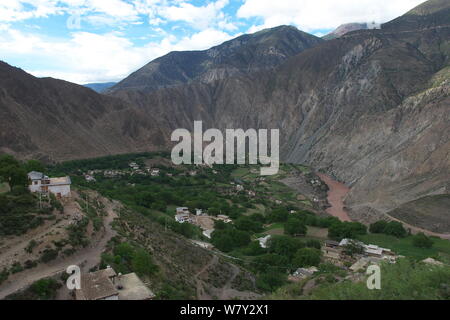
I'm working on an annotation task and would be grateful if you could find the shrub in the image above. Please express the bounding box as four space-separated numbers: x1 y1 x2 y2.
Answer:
284 217 307 236
292 248 322 268
412 233 433 248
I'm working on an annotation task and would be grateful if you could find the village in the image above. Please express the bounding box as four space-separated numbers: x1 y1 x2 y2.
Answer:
7 152 447 300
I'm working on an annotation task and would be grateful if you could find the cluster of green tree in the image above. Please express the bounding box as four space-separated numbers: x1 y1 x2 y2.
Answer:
369 220 408 238
328 221 367 241
249 235 322 292
101 241 159 278
308 259 450 300
211 227 251 252
0 155 53 235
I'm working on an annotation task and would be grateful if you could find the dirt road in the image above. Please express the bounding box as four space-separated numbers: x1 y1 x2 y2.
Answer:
317 173 351 222
0 194 119 300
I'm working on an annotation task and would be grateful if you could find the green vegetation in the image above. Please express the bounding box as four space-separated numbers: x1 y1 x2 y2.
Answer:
0 155 57 236
308 259 450 300
292 248 322 267
358 233 450 261
412 233 434 249
101 241 158 278
285 217 307 236
369 220 407 238
6 278 61 300
328 221 367 241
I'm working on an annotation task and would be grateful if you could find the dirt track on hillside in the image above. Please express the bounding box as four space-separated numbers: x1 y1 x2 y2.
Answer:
0 192 119 299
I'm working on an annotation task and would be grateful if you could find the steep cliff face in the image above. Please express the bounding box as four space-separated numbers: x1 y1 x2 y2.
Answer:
0 62 167 161
106 2 449 224
108 26 323 94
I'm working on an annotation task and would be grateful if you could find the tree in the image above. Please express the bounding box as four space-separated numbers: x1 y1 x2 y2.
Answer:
284 217 307 236
256 272 286 292
234 216 263 233
114 242 135 261
24 160 45 173
242 241 267 256
211 229 251 252
30 278 60 300
384 221 407 238
370 220 407 238
214 220 227 230
369 220 389 234
132 249 158 276
292 248 322 267
412 233 433 249
267 235 304 260
267 207 288 223
0 155 27 188
252 254 289 273
328 221 367 241
306 239 321 249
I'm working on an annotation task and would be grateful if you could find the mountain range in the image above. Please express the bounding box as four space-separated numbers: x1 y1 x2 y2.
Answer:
0 0 449 230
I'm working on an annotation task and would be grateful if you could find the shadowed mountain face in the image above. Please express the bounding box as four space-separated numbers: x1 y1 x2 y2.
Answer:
108 26 324 94
0 62 166 162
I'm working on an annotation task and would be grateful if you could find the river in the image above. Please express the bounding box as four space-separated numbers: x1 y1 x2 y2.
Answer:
316 173 351 222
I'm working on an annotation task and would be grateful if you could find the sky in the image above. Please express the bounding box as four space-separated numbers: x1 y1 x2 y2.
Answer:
0 0 426 84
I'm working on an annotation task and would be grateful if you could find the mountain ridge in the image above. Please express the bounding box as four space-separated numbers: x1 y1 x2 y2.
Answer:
108 25 323 94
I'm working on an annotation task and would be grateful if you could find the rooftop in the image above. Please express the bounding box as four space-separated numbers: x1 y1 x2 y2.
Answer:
77 269 118 300
117 273 155 300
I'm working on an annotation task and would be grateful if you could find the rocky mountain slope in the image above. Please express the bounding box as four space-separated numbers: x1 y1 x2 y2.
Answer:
105 0 450 227
108 25 323 94
0 62 166 161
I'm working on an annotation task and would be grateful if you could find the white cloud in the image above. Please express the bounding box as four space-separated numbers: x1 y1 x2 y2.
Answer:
237 0 426 32
157 0 232 30
0 26 237 83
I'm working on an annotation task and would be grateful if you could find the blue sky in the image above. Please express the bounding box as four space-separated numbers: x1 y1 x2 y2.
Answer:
0 0 425 84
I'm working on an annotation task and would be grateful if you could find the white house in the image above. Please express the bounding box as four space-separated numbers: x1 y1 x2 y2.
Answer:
175 213 191 223
257 235 271 248
176 207 189 214
202 229 213 239
28 171 71 199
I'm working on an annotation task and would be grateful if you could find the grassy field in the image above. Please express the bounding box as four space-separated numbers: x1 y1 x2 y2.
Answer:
358 233 450 261
306 226 328 240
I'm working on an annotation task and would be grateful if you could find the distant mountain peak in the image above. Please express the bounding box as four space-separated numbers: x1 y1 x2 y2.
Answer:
108 26 323 94
406 0 450 16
